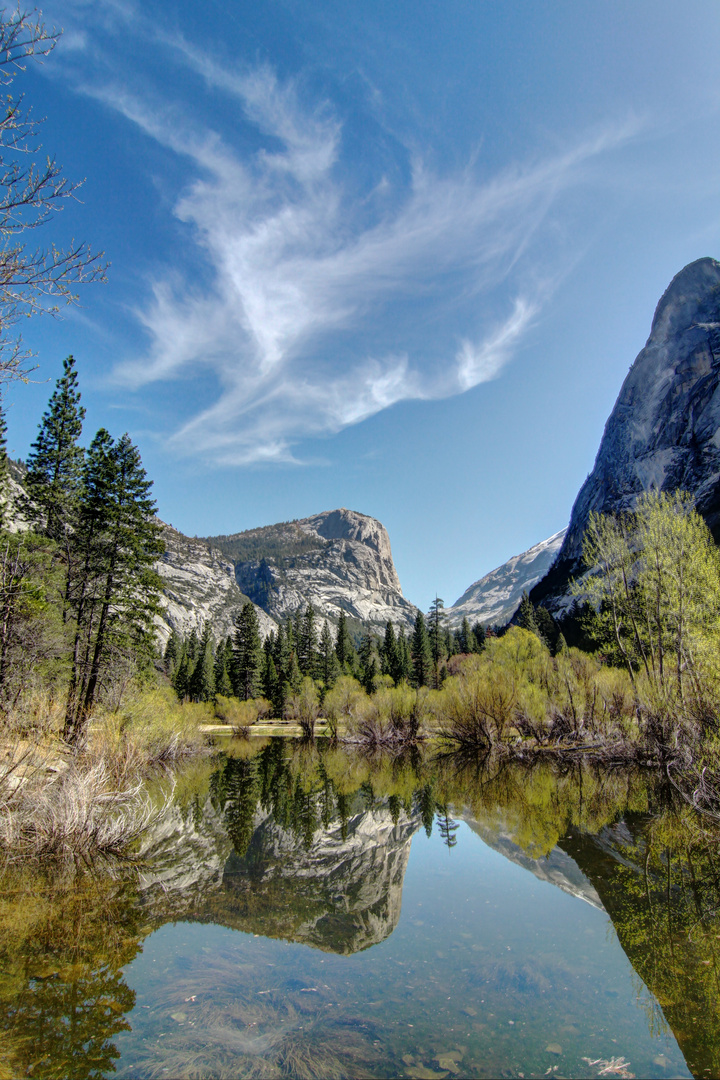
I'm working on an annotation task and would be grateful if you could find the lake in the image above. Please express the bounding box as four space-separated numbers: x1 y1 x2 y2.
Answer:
1 738 717 1079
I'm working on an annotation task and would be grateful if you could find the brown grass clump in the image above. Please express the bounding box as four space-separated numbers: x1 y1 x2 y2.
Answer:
0 760 172 858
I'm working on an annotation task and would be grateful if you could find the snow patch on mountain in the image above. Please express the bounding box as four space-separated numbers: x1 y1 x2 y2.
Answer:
446 529 567 627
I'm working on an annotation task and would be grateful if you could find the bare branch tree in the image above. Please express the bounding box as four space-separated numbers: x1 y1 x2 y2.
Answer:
0 7 107 383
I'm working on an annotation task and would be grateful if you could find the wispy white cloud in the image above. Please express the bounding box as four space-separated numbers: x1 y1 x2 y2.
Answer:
83 48 637 464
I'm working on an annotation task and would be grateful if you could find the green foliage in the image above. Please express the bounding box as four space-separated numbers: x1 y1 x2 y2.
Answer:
285 675 320 737
0 530 67 708
298 603 318 677
317 618 340 689
334 610 357 674
188 623 215 703
25 355 85 542
233 602 263 701
577 489 720 744
213 637 233 698
411 611 432 687
64 430 164 744
427 596 446 687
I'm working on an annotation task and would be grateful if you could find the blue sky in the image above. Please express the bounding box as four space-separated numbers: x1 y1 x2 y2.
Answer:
6 0 720 609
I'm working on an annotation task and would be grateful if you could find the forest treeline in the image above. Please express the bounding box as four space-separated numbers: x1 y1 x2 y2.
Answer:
164 599 486 713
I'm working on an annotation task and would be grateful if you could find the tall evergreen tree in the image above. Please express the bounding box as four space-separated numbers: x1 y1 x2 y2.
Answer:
395 629 411 682
186 627 200 662
436 806 459 850
188 622 215 702
172 646 190 702
25 355 85 541
64 430 164 744
233 601 263 700
458 616 477 654
358 630 378 693
471 621 486 651
213 636 233 697
517 591 543 642
335 610 356 673
381 620 397 679
411 611 432 687
163 628 181 673
427 595 446 688
299 603 318 677
318 619 339 687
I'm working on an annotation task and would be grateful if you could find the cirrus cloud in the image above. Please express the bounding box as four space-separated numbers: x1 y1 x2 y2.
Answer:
82 49 637 464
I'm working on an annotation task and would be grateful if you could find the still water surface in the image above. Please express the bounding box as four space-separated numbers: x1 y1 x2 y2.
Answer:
1 739 718 1078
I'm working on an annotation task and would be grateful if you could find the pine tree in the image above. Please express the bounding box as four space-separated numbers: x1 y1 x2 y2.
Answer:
233 601 262 700
286 650 303 696
25 355 85 541
265 654 280 711
299 603 318 677
335 610 356 673
418 783 436 838
427 595 446 688
517 591 542 639
358 630 378 693
213 636 233 697
172 647 190 702
458 616 475 654
163 629 181 673
381 620 397 679
411 611 432 687
471 621 486 651
64 430 164 744
436 806 459 850
188 623 215 702
186 627 200 663
318 619 339 687
395 629 411 682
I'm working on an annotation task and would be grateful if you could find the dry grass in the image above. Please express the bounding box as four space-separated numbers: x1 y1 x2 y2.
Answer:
0 759 173 858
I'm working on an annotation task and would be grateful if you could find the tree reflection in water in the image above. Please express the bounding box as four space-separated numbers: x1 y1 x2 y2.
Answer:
1 740 720 1078
0 866 144 1079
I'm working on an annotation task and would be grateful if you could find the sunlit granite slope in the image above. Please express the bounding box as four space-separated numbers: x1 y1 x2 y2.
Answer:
532 257 720 615
205 508 418 630
446 529 566 628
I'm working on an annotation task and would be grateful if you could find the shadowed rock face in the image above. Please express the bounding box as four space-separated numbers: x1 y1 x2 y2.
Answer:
532 257 720 614
154 524 277 647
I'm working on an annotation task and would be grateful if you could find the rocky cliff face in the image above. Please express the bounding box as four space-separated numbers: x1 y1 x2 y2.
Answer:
205 507 418 630
531 257 720 614
446 529 566 628
155 525 276 646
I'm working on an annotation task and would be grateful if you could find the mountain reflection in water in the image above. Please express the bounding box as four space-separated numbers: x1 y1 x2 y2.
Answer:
0 739 718 1078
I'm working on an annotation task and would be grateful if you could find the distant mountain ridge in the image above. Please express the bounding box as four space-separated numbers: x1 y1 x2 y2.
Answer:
446 529 566 628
